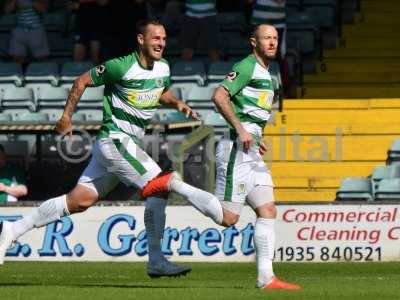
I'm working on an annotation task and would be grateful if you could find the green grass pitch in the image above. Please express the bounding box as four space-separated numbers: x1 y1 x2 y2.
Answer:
0 262 399 300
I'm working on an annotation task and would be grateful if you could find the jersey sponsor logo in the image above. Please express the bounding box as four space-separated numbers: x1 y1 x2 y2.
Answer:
257 91 273 110
226 71 239 82
127 88 163 108
95 65 106 76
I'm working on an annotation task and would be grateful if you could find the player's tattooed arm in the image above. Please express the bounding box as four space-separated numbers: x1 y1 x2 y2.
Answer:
55 72 94 136
160 89 199 120
213 86 254 151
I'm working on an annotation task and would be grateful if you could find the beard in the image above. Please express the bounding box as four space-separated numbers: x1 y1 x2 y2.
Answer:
143 45 163 61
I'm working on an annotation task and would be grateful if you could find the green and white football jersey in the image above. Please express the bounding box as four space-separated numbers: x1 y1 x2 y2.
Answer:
89 52 171 139
185 0 217 18
221 54 274 139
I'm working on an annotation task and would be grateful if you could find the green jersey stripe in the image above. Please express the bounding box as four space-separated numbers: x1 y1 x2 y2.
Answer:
224 142 237 201
112 139 147 175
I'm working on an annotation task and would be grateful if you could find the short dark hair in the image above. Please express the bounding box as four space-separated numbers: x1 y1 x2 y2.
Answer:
136 19 164 36
250 23 273 38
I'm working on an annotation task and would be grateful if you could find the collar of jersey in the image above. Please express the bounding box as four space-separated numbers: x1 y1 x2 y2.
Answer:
134 51 154 71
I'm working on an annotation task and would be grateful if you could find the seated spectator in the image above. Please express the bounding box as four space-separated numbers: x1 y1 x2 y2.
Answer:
181 0 220 62
68 0 108 64
0 145 27 203
4 0 49 64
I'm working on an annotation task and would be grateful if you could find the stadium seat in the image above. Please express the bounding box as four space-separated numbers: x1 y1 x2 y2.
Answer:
14 112 49 122
25 62 59 86
0 13 16 32
60 61 94 83
43 12 68 32
375 178 400 201
287 13 320 56
0 113 12 122
336 177 373 201
48 33 74 58
303 0 337 29
216 12 246 32
171 61 206 86
371 165 400 197
207 61 234 82
0 87 35 111
35 86 67 121
78 109 103 122
78 86 104 109
185 86 215 109
286 0 301 14
388 139 400 164
153 108 176 122
225 35 252 57
0 63 23 86
0 34 9 57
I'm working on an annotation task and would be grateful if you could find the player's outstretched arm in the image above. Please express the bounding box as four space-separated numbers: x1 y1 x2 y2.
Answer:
55 72 93 136
212 86 254 150
159 89 199 120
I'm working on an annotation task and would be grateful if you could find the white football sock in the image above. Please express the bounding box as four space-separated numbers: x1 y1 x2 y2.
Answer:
11 195 70 240
254 217 276 286
170 178 223 225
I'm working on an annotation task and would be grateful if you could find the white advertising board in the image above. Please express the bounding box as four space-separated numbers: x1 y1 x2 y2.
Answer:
1 204 399 262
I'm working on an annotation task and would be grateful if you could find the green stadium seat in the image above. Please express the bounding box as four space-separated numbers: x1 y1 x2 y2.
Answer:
286 0 301 14
79 109 103 122
171 61 206 86
371 165 400 196
43 12 68 32
336 177 373 201
153 108 176 122
303 0 337 29
225 35 252 57
0 14 16 32
60 61 94 83
14 112 49 122
48 33 74 58
0 34 9 57
375 178 400 201
0 113 12 122
216 13 246 32
287 13 320 56
2 109 31 120
388 139 400 164
203 111 227 126
185 86 215 109
36 86 68 108
207 61 234 82
0 63 23 86
25 62 59 86
1 87 35 111
78 87 104 109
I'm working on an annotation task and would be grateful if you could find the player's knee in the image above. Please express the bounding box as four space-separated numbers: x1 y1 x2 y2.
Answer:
67 185 98 214
256 202 277 219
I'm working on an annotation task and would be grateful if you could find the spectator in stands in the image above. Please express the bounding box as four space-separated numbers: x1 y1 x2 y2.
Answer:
181 0 220 62
250 0 289 95
68 0 108 64
0 145 27 203
4 0 50 64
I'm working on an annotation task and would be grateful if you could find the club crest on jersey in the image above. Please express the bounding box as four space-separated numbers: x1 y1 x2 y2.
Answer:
96 65 106 76
226 71 239 82
155 78 164 88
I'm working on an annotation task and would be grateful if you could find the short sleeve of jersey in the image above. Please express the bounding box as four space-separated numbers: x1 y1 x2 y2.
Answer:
89 56 128 86
221 60 253 97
